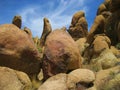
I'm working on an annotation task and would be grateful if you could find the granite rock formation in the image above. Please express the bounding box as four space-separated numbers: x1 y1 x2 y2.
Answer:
68 11 88 41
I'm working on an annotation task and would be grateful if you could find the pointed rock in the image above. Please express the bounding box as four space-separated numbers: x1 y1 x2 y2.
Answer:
40 18 52 47
12 15 22 28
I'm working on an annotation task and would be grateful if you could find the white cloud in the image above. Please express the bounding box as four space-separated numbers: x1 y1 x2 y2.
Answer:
17 0 88 37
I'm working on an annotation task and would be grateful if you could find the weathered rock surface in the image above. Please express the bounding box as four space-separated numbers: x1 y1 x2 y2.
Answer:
23 27 32 38
40 18 52 47
38 69 95 90
76 37 88 55
68 11 88 41
42 28 82 80
0 67 32 90
38 74 67 90
97 4 107 15
95 66 120 90
92 35 111 55
12 15 22 29
109 0 120 12
67 69 95 90
105 10 120 45
0 24 41 76
87 15 105 44
90 49 120 70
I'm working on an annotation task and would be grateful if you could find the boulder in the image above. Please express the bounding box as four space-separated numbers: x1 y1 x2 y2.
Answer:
97 4 107 15
38 74 67 90
0 24 41 76
71 11 85 26
42 28 82 80
38 69 95 90
68 11 88 41
23 27 32 38
87 15 105 44
0 67 32 90
40 18 52 47
91 49 120 70
12 15 22 29
76 37 88 55
92 35 111 55
95 66 120 90
67 69 95 90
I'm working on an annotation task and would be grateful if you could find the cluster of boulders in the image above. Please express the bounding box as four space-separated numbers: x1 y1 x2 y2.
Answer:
0 0 120 90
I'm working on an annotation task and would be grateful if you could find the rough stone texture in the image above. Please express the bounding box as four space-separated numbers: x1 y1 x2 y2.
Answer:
91 49 120 70
97 4 107 15
12 15 22 29
67 69 95 90
42 28 82 80
23 27 32 38
38 74 67 90
38 69 95 90
95 66 120 90
110 0 120 12
0 24 41 76
105 10 120 45
87 15 105 44
68 11 88 41
40 18 52 47
71 11 85 26
76 37 88 55
0 67 32 90
92 35 111 55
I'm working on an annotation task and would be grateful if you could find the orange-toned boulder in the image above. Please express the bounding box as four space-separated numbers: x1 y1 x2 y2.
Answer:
92 35 111 55
0 24 41 76
68 11 88 41
42 28 82 80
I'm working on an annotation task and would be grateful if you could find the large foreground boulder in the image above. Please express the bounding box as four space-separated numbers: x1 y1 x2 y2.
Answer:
0 24 41 76
42 28 82 80
38 69 95 90
0 67 32 90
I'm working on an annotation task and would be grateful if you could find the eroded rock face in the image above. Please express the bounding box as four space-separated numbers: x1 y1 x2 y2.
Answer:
0 67 32 90
92 35 111 55
0 24 41 76
95 66 120 90
105 10 120 45
87 15 105 44
68 11 88 41
110 0 120 12
67 69 95 90
40 18 52 47
38 69 95 90
23 27 32 38
42 28 82 80
12 15 22 29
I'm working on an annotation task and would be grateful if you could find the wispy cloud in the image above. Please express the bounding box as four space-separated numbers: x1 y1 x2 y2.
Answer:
17 0 88 37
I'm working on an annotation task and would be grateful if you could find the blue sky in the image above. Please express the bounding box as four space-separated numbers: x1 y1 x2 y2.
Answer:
0 0 104 37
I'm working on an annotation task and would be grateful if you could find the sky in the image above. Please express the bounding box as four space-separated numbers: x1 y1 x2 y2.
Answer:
0 0 104 37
